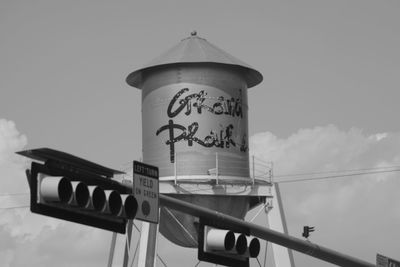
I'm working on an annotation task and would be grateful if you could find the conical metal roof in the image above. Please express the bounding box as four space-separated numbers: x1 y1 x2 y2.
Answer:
126 32 263 89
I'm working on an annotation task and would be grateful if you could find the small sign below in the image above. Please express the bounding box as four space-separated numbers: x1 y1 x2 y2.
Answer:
377 254 400 267
133 161 159 224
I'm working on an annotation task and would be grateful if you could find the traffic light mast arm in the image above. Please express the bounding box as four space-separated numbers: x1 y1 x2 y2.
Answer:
157 194 374 267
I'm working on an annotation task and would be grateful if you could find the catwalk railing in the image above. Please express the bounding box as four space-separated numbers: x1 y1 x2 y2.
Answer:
144 152 273 185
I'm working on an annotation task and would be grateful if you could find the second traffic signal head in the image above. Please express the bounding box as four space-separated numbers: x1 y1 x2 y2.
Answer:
199 224 260 267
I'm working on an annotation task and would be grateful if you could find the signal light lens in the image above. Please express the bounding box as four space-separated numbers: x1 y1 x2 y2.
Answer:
91 186 106 211
224 231 235 251
106 190 123 216
248 237 260 258
71 181 90 207
235 233 248 255
122 194 138 219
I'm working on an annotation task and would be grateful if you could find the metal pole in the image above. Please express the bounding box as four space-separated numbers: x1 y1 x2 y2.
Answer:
216 152 219 185
107 232 117 267
137 222 159 267
123 220 134 267
263 240 268 267
270 161 274 184
159 194 375 267
274 183 296 267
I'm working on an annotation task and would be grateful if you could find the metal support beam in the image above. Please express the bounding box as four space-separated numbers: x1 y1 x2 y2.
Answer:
123 220 134 267
159 194 375 267
138 222 159 267
107 232 117 267
268 183 296 267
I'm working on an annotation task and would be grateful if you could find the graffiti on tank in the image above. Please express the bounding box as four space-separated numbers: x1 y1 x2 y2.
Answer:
157 87 248 163
167 88 243 118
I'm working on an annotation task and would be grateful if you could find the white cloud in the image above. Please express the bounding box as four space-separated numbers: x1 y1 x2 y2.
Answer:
0 119 111 267
250 125 400 266
0 119 29 197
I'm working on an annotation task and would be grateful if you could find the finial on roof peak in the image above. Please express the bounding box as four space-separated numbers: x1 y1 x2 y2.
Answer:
190 30 197 36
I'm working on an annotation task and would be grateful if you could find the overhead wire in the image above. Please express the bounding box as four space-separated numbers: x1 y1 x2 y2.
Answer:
275 168 400 184
0 192 29 197
274 165 400 178
0 205 29 210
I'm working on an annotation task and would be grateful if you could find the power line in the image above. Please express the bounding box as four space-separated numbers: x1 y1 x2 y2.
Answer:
275 169 400 184
274 165 400 178
0 193 29 197
0 205 29 210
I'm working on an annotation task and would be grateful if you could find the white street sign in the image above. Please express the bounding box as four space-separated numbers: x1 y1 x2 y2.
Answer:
133 161 159 224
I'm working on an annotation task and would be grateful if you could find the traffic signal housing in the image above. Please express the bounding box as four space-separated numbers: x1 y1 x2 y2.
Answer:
18 148 137 234
198 218 260 267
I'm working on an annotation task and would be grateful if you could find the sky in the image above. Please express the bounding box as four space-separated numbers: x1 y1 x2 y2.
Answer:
1 1 400 266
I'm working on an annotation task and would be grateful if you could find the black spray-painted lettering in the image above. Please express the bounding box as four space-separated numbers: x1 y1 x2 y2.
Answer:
157 88 247 163
156 120 246 162
167 88 242 118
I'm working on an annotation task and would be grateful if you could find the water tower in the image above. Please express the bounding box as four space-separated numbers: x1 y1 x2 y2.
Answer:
126 32 271 248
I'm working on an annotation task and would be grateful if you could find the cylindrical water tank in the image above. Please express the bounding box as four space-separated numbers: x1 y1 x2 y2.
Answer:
126 33 262 247
141 64 250 179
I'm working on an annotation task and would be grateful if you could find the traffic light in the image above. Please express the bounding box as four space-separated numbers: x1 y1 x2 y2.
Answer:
198 218 260 267
17 148 137 234
302 226 315 239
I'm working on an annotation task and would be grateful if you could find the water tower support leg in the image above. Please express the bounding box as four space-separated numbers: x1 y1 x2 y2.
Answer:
138 222 159 267
267 183 296 267
107 232 117 267
122 220 134 267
